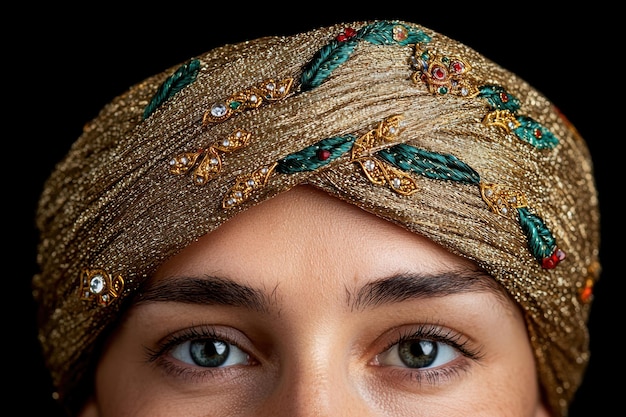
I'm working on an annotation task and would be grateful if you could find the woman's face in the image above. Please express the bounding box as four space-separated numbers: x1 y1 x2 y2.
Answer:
82 186 549 417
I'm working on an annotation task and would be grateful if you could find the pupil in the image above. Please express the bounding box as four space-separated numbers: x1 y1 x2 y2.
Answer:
190 339 230 367
398 340 437 368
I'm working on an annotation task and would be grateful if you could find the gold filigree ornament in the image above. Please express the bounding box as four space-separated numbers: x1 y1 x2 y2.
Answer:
79 268 124 306
480 182 528 216
410 47 479 98
350 115 419 195
222 163 278 208
482 109 522 133
202 78 294 124
169 129 252 185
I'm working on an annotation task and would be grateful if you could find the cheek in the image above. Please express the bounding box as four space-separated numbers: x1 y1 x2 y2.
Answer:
92 331 151 416
375 359 542 416
91 324 258 417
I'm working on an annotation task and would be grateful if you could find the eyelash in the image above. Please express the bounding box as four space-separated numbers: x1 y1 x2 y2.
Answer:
145 325 256 382
145 323 483 385
374 323 484 386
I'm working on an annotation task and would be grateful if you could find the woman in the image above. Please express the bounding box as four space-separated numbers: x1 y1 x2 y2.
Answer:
32 20 601 416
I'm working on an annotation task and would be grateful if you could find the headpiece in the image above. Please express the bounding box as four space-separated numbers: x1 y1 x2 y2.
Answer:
33 20 601 416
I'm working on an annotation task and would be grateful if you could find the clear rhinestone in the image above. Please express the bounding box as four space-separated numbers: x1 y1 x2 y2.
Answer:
89 275 105 294
211 103 227 117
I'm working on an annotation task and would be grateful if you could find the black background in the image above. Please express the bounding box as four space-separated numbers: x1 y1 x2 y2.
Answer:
11 4 617 415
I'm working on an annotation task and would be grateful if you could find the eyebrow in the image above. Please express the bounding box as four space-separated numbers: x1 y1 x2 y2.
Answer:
349 268 505 311
135 275 273 313
135 267 504 313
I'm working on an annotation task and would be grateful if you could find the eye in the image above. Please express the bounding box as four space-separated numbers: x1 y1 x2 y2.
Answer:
376 338 460 369
158 327 252 368
170 337 250 368
145 326 259 383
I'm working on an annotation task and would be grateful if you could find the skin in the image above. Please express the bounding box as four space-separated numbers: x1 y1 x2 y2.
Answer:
81 186 550 417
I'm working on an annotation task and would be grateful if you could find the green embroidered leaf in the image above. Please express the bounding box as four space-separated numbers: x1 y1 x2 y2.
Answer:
276 135 355 173
517 207 557 261
144 59 201 119
478 85 521 113
377 144 480 184
300 21 431 91
358 21 431 46
513 116 559 149
300 39 359 91
479 85 559 149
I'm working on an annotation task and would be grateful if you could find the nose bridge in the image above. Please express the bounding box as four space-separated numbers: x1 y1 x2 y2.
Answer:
272 355 358 416
259 329 371 417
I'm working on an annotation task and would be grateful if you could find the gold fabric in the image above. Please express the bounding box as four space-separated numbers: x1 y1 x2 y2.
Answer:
32 20 601 416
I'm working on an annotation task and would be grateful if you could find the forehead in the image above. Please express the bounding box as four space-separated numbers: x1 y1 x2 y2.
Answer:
152 186 478 283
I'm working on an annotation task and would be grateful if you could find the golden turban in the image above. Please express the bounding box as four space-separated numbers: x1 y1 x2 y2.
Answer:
33 20 601 416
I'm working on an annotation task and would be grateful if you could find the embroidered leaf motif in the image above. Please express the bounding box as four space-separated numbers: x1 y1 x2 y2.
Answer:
169 130 252 186
144 59 201 119
478 85 521 113
483 110 521 131
517 207 557 261
203 78 294 124
277 135 355 173
222 164 278 208
355 158 420 195
300 21 431 91
378 144 481 184
357 20 431 46
479 85 558 149
513 116 559 149
193 148 223 185
480 183 527 216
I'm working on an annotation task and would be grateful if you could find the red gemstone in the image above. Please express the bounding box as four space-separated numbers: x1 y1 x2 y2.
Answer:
542 257 556 269
500 92 509 103
534 128 542 139
541 249 565 269
317 149 331 161
451 60 464 73
337 27 357 42
432 66 446 80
